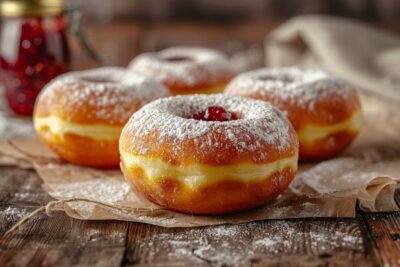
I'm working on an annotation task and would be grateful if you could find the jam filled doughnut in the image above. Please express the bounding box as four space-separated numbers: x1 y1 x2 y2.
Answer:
119 94 298 215
128 47 235 95
34 67 170 168
224 67 361 161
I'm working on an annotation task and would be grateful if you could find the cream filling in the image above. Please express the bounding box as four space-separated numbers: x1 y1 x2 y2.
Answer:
34 116 122 141
121 152 298 189
201 84 227 94
297 111 361 144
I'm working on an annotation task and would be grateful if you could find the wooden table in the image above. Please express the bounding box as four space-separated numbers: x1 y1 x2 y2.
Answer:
1 19 400 267
1 167 399 266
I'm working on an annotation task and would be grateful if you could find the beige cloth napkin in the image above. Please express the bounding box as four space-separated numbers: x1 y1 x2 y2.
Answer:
265 15 400 103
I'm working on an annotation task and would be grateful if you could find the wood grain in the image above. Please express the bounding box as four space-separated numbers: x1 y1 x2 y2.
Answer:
360 190 400 267
0 168 128 267
123 218 368 266
0 166 375 267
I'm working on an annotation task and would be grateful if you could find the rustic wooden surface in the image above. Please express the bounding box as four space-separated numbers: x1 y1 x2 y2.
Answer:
1 167 399 266
1 19 400 267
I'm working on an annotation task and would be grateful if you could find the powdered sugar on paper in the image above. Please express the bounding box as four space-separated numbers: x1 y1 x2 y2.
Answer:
49 177 131 203
48 177 131 217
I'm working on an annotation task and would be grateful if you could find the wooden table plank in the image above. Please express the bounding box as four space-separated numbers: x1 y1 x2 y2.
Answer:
0 163 398 266
0 166 375 267
360 190 400 267
0 167 129 267
0 213 129 267
0 167 44 194
0 167 397 266
123 218 369 266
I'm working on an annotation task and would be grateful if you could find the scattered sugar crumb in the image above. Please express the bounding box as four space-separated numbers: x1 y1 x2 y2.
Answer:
138 221 363 265
2 206 30 220
49 177 131 203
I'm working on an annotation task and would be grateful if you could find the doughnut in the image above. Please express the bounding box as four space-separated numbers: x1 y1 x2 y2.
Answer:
224 67 361 161
119 94 298 215
128 47 235 95
33 67 170 168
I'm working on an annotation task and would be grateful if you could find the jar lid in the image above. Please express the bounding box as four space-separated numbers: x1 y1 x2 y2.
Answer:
0 0 64 17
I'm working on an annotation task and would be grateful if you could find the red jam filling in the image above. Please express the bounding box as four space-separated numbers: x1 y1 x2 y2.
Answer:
191 106 238 121
0 15 70 115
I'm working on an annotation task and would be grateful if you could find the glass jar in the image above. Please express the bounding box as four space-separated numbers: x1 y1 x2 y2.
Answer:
0 0 70 115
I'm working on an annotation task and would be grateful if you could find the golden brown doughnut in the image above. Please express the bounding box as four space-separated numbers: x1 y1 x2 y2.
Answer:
224 67 361 161
128 47 235 95
119 94 298 214
33 67 170 168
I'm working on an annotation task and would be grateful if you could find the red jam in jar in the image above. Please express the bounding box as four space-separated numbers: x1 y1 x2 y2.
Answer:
0 1 70 115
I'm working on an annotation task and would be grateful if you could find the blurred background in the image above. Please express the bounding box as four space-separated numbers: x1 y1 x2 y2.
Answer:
68 0 400 69
74 0 400 22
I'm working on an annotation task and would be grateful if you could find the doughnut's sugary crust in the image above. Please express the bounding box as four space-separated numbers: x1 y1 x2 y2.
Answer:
128 47 235 94
120 94 299 214
34 67 170 167
224 68 362 160
119 94 299 166
224 67 361 129
34 67 171 126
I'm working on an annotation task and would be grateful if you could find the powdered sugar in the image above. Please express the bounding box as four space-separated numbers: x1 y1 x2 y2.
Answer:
49 176 131 203
225 67 355 112
128 47 234 86
37 67 170 123
47 176 132 218
2 206 31 220
121 94 297 161
139 221 363 265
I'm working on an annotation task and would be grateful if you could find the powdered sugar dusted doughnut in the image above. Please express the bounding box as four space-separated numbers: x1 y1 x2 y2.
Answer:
224 67 361 160
120 94 298 214
128 47 235 95
34 67 170 168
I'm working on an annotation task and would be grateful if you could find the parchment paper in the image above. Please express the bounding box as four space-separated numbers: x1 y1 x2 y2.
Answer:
0 93 399 227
